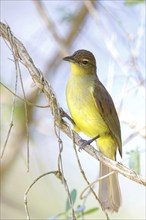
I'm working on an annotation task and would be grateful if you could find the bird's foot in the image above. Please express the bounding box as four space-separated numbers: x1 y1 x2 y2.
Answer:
60 108 75 125
79 135 100 151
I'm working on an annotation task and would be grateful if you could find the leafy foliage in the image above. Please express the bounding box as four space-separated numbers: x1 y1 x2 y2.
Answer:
48 189 99 220
66 189 77 212
124 0 144 5
127 148 140 174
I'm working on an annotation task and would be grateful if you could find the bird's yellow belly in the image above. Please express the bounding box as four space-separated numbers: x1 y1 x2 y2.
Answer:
67 80 109 138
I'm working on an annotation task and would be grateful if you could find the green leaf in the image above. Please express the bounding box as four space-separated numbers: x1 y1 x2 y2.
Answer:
65 189 77 212
83 207 99 215
127 148 140 174
124 0 144 5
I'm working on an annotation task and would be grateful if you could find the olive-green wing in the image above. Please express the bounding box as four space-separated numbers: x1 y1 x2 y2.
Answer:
92 79 122 157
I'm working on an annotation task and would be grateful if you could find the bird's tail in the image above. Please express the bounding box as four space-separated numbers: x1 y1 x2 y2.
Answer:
99 162 121 212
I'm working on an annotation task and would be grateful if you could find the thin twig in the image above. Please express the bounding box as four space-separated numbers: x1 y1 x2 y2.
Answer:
7 26 30 172
16 59 30 172
34 0 68 56
80 171 115 200
71 130 110 220
55 121 76 219
24 171 62 220
1 82 50 108
123 126 146 145
1 26 18 158
1 121 14 158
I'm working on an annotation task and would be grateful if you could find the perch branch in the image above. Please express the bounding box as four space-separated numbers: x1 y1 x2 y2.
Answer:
0 22 146 187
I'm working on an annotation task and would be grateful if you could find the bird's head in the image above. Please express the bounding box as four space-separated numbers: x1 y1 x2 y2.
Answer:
63 49 96 75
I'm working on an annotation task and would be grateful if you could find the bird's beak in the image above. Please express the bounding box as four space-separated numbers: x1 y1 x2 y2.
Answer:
63 55 75 63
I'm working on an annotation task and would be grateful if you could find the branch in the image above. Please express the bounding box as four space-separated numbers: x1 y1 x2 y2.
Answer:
0 22 146 187
34 0 68 56
24 170 76 220
34 1 95 78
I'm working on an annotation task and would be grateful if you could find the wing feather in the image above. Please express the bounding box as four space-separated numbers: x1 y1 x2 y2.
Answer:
92 79 122 156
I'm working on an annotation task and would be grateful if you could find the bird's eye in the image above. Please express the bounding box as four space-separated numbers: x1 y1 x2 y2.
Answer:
82 60 88 65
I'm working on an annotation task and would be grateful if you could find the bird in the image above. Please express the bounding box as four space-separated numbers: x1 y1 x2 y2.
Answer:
63 49 122 212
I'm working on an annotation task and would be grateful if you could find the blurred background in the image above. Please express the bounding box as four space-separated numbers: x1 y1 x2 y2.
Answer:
1 0 145 219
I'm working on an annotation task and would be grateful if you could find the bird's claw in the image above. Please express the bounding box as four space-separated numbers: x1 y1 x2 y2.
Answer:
79 135 100 152
79 139 93 151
